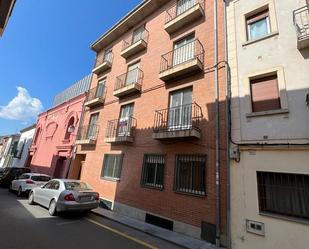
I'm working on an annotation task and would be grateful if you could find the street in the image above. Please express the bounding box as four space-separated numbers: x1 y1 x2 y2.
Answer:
0 188 181 249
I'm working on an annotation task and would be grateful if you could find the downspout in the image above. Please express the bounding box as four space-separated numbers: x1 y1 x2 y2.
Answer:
223 0 231 248
214 0 221 246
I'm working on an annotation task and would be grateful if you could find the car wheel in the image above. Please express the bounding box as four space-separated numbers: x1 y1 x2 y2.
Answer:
17 187 23 197
48 200 57 216
28 192 35 205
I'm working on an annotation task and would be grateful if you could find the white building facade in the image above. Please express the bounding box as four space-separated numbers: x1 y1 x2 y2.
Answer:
226 0 309 248
11 125 35 168
0 134 20 168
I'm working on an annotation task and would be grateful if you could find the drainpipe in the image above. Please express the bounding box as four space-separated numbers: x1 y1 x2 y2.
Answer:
214 0 221 246
223 0 231 248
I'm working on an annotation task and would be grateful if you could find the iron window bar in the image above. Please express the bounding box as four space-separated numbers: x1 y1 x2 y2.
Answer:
114 68 143 91
153 102 203 133
160 39 205 73
293 5 309 41
94 51 113 68
86 85 107 102
105 117 137 139
165 0 205 24
122 28 149 51
77 124 99 141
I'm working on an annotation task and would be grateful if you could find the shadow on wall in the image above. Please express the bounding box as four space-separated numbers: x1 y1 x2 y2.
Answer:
30 155 72 179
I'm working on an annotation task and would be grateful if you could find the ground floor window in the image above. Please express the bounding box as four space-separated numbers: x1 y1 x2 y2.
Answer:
101 154 123 180
174 154 206 196
141 154 165 189
257 171 309 220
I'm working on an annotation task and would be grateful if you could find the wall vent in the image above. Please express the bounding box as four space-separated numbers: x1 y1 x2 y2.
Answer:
145 213 173 231
246 219 265 236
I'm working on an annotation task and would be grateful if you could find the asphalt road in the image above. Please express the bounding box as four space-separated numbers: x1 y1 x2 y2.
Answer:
0 188 181 249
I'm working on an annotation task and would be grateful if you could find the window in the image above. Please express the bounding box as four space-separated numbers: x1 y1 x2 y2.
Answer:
141 154 165 189
64 117 75 140
118 104 134 137
246 9 270 40
257 172 309 220
173 34 195 66
103 48 113 63
176 0 197 16
101 154 123 180
174 154 206 195
87 113 99 139
250 74 281 112
132 26 145 44
126 62 140 86
168 88 192 130
96 79 106 98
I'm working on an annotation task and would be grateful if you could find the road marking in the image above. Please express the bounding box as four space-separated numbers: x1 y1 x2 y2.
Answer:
85 217 159 249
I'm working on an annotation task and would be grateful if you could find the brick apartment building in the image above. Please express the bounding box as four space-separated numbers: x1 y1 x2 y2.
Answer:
73 0 227 245
29 75 91 178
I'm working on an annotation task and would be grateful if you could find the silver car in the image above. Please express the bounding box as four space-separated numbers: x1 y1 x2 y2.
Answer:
28 179 100 216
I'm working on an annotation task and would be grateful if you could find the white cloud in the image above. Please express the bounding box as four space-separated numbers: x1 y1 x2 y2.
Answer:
0 86 43 121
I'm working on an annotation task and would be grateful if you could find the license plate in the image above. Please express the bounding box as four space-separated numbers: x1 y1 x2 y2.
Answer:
80 196 93 202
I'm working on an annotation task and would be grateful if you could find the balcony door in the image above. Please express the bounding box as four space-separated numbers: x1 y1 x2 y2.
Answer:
87 113 99 139
118 104 134 137
95 79 105 98
173 34 195 67
168 88 192 130
176 0 197 16
125 62 140 86
132 26 145 44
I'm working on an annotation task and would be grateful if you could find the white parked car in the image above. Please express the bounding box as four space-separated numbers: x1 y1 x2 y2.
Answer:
28 179 100 216
10 173 51 196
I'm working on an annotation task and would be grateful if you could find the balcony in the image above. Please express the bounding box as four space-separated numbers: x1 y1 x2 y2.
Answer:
75 124 99 145
113 68 143 98
92 52 113 75
159 39 204 82
293 5 309 49
120 29 149 59
104 117 136 144
84 85 106 108
165 0 205 34
153 103 202 140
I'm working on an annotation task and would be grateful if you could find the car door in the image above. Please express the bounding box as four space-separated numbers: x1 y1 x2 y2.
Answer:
38 181 55 207
42 180 61 207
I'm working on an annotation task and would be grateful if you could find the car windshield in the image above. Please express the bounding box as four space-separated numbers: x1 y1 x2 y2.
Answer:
64 182 92 191
31 176 51 182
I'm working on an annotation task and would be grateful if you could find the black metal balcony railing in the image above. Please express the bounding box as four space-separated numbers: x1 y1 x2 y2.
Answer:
153 103 203 133
114 68 143 91
160 39 204 73
77 124 99 141
165 0 205 24
293 5 309 41
86 85 106 103
122 28 149 51
94 51 113 68
105 117 137 139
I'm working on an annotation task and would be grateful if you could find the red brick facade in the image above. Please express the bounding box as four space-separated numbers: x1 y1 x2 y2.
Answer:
76 0 227 242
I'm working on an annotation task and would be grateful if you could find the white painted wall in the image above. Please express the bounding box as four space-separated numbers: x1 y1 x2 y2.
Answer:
229 0 309 143
11 127 35 168
227 0 309 248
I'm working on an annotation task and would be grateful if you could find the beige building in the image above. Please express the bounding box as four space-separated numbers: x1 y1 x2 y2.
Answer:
226 0 309 248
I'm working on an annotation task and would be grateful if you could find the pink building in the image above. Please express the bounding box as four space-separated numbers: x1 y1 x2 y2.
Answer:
29 75 91 178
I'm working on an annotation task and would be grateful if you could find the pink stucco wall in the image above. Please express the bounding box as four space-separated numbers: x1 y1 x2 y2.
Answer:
29 94 86 178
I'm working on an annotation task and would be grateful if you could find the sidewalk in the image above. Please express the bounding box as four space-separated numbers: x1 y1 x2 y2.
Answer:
91 208 224 249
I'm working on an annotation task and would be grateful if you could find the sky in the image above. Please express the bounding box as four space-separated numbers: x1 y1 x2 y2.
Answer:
0 0 141 135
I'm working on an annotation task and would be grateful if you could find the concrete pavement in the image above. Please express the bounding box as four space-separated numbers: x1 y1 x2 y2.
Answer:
0 188 182 249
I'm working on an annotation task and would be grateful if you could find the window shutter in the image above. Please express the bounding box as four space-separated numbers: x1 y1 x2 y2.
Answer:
250 75 281 112
246 9 269 24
